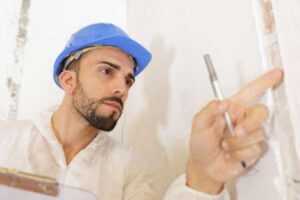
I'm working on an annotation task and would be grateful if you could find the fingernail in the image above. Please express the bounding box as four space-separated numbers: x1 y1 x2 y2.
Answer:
274 68 283 80
235 126 246 137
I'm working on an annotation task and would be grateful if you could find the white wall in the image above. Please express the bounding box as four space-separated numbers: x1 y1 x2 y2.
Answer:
273 0 300 159
1 0 300 199
0 0 22 119
272 0 300 197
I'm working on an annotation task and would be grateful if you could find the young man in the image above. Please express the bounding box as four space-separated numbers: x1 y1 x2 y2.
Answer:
0 23 283 199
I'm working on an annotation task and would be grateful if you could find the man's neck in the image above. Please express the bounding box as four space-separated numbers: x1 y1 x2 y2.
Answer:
51 103 99 165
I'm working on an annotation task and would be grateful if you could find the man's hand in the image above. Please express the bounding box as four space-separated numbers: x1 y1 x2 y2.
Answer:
186 68 284 194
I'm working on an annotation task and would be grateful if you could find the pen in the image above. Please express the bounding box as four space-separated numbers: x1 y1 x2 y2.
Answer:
204 54 246 168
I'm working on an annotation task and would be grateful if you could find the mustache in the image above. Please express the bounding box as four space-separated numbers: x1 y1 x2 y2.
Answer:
99 97 124 110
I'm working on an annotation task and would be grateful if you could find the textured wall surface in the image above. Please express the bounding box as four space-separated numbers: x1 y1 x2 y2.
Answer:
1 0 300 199
271 0 300 198
0 0 22 120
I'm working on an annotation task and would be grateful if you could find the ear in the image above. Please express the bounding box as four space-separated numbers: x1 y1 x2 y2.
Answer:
58 70 77 94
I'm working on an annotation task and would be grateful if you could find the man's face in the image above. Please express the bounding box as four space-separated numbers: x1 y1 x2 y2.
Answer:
72 46 135 131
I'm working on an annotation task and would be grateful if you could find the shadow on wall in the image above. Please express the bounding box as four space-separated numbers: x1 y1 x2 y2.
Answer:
126 35 175 196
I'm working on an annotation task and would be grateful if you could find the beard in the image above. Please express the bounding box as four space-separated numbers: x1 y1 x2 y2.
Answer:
73 81 123 131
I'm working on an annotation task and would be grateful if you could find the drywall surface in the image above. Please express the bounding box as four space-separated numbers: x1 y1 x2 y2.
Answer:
272 0 300 161
271 0 300 197
1 0 300 199
0 0 22 120
125 0 287 199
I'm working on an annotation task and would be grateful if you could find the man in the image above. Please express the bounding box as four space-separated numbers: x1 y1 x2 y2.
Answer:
0 23 283 199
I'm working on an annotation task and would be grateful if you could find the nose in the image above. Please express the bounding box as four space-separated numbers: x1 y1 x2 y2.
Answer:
112 77 128 99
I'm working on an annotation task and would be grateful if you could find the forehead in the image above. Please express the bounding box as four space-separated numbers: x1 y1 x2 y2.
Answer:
81 46 135 68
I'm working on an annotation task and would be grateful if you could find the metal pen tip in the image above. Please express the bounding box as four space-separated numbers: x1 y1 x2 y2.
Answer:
204 54 218 80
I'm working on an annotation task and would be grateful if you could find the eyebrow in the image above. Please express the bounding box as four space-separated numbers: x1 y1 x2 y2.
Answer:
101 61 135 82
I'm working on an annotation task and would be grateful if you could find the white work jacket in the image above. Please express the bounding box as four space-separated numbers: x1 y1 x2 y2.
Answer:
0 108 229 200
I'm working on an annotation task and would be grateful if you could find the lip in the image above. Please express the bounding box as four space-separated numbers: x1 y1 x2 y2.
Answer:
103 101 122 112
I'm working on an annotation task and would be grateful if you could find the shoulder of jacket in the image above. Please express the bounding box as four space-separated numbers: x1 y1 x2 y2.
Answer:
0 120 35 135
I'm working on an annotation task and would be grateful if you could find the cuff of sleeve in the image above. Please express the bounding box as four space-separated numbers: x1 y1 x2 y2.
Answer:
164 174 229 200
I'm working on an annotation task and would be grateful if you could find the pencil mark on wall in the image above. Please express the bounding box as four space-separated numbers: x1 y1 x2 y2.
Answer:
7 0 31 120
179 91 189 109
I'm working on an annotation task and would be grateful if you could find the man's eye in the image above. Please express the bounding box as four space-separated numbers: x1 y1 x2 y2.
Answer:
126 79 134 88
101 68 111 75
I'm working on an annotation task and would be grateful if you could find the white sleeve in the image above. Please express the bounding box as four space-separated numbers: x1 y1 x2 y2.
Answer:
163 175 230 200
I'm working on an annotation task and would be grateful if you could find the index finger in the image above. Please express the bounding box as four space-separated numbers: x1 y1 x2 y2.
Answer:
231 68 283 105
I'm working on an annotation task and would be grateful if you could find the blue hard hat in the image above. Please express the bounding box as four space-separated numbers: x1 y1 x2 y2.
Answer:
53 23 152 87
